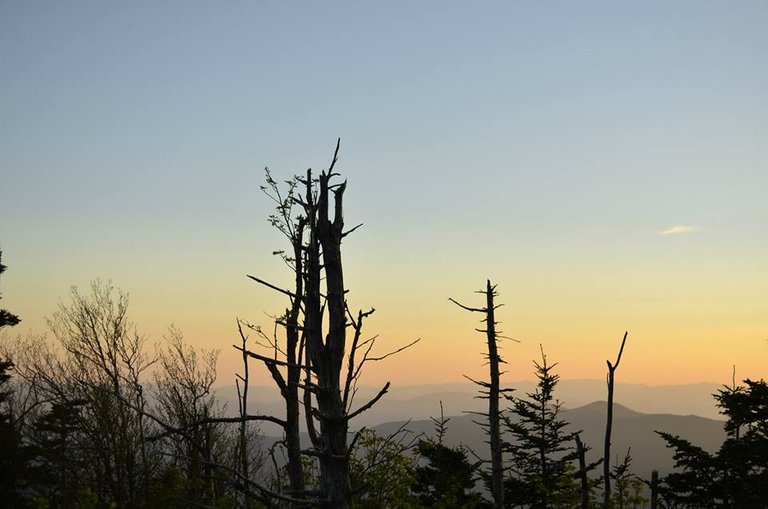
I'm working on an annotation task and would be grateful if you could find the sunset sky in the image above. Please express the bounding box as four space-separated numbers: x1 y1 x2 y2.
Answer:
2 1 766 388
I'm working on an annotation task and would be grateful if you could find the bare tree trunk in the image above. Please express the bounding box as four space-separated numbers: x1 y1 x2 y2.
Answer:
245 175 309 504
308 167 352 509
650 470 659 509
245 142 412 507
250 161 351 507
450 280 506 509
575 433 590 509
284 218 306 501
603 331 628 508
485 281 504 509
236 331 250 509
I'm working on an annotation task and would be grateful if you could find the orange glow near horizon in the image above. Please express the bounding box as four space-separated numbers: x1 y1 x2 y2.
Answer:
5 262 764 391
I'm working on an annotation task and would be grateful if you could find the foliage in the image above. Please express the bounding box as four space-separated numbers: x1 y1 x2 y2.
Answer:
412 439 489 508
44 280 157 507
350 428 419 509
0 251 24 504
608 449 647 508
151 326 233 506
25 401 89 508
0 359 27 507
503 348 581 508
0 250 21 330
657 378 768 507
411 408 489 508
0 280 254 508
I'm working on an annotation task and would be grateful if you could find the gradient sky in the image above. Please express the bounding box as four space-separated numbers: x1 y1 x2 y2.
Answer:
1 1 766 388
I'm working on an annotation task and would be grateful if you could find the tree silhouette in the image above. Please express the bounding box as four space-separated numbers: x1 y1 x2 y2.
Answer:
45 281 157 507
151 327 232 506
609 448 646 508
240 168 308 503
349 427 419 508
0 357 27 507
0 250 25 506
27 400 89 508
657 378 768 507
0 250 21 330
450 280 512 509
574 433 602 509
412 405 489 508
239 140 417 507
503 347 581 508
603 331 628 507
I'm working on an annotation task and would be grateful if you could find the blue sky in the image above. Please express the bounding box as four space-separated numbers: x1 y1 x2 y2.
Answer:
2 1 767 385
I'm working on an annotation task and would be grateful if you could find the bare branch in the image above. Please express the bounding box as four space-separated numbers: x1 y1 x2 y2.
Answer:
347 382 390 421
326 137 341 175
246 274 297 299
341 223 364 238
448 297 485 313
233 344 308 370
164 451 322 505
609 330 628 370
363 337 420 363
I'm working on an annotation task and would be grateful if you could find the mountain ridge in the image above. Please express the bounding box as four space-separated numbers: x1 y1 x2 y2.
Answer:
256 400 726 480
215 379 727 430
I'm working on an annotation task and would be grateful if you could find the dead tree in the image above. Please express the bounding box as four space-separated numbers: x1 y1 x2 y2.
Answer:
649 469 659 509
237 169 308 504
241 140 417 508
449 280 511 509
574 432 603 509
302 149 365 509
235 325 256 508
603 331 628 508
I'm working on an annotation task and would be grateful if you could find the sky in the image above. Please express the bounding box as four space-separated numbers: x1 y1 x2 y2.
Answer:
1 1 767 388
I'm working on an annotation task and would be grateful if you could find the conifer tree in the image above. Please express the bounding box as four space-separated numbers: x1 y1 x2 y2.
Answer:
412 405 489 508
0 250 24 505
503 347 580 508
658 378 768 507
0 250 20 329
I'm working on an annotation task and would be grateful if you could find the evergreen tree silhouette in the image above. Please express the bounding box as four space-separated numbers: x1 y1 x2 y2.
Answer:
412 405 490 508
27 401 89 508
503 347 580 508
0 250 24 507
657 378 768 507
0 251 20 329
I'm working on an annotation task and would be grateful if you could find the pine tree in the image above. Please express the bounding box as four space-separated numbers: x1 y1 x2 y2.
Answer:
27 401 89 507
412 404 490 508
0 250 20 329
503 347 580 508
658 378 768 507
0 250 24 506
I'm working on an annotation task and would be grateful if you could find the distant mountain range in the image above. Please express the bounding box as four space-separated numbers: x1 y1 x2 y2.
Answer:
216 379 728 478
370 402 724 479
215 379 727 429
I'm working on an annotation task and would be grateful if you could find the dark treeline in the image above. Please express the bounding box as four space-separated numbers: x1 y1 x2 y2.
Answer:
1 143 766 508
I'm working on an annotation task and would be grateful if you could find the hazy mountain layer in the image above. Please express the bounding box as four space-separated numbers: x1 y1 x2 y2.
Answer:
233 380 728 479
258 402 725 480
216 379 727 434
368 402 725 479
